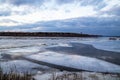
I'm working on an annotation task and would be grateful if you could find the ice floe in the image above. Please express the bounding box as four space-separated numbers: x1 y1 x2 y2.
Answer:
27 51 120 73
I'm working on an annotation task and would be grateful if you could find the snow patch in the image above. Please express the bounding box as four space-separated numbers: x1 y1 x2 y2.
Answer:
58 43 72 47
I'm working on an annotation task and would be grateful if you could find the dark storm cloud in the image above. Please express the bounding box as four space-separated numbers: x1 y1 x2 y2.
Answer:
36 17 120 36
1 17 119 36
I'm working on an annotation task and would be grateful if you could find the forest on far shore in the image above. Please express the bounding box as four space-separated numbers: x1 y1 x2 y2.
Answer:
0 32 100 37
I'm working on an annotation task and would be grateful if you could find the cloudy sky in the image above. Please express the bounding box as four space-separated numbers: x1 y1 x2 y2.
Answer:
0 0 120 36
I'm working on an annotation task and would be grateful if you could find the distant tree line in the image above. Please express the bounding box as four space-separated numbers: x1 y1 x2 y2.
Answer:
0 32 100 37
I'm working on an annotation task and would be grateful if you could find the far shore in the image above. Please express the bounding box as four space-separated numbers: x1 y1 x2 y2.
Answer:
0 32 101 37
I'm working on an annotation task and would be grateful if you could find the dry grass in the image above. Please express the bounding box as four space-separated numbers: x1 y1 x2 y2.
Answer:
49 72 120 80
0 67 34 80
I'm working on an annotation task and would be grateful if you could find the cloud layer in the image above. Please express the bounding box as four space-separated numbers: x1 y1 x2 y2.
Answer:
0 0 120 36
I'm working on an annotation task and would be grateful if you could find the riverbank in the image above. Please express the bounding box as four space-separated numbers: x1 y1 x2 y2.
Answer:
0 32 100 37
33 71 120 80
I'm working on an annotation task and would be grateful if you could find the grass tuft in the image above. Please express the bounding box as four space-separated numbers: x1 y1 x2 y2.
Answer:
0 66 34 80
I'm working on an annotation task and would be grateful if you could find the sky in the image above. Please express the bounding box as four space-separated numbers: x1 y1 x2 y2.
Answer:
0 0 120 36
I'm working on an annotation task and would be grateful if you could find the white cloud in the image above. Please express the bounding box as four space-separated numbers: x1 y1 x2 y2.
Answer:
0 1 97 25
0 19 22 27
101 0 120 11
0 22 22 27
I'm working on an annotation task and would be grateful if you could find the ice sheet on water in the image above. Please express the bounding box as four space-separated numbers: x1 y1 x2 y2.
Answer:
10 47 39 52
27 51 120 73
57 43 72 47
72 37 120 52
0 46 46 58
0 37 120 52
0 60 50 73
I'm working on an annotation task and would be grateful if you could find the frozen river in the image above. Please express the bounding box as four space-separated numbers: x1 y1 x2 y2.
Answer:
0 37 120 53
0 37 120 73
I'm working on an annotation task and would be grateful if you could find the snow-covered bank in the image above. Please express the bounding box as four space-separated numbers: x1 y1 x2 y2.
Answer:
27 51 120 73
33 71 120 80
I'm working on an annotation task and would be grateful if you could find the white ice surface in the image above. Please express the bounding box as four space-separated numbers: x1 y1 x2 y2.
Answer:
57 43 72 47
27 51 120 73
6 47 41 56
9 48 39 53
0 60 50 73
0 37 120 74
